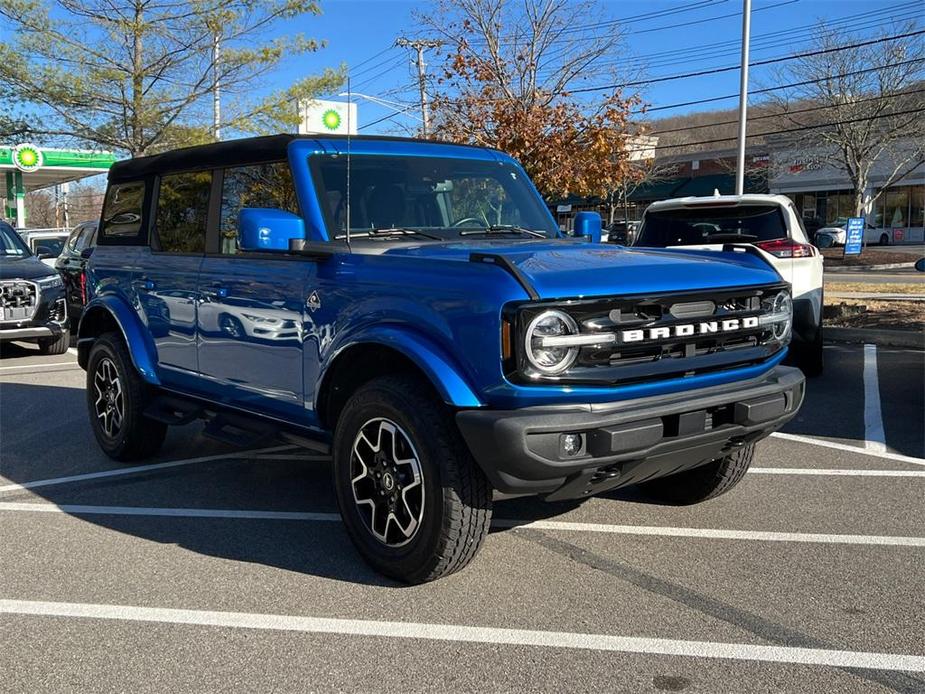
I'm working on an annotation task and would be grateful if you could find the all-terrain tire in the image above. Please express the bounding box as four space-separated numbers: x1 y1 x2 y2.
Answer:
86 331 167 461
639 444 755 505
38 329 70 355
332 374 493 583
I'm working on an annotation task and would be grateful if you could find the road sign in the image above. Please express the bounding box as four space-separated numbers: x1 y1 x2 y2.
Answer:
844 217 864 256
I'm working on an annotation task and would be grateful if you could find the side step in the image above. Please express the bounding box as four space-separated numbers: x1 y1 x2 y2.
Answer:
202 412 278 449
144 396 203 425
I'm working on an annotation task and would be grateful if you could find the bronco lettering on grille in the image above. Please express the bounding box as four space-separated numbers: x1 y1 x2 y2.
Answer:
621 316 760 343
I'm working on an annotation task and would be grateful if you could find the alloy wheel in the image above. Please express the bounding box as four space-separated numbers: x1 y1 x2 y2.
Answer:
350 418 425 547
93 357 124 438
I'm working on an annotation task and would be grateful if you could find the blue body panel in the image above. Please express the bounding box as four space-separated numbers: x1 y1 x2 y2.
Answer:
85 136 789 432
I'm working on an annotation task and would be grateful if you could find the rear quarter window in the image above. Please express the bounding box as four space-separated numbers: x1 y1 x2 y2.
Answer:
636 205 789 247
99 181 148 245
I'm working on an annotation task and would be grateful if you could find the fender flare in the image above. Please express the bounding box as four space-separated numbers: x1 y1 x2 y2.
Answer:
320 325 484 409
78 296 160 385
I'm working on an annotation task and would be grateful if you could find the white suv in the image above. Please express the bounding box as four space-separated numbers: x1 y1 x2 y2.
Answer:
633 194 824 376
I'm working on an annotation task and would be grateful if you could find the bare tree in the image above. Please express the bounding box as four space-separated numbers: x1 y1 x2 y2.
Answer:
773 22 925 216
418 0 643 200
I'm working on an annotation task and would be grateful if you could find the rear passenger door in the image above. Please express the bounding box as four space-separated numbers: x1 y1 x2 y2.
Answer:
196 162 308 421
140 171 210 384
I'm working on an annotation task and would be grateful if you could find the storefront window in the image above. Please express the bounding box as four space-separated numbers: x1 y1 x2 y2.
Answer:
910 186 924 229
885 187 909 228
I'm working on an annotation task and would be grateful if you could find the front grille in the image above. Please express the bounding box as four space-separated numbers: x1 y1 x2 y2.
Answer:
512 284 788 385
0 280 39 323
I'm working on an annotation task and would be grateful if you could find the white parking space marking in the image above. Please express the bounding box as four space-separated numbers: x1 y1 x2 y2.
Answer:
67 347 78 356
770 432 925 466
749 468 925 477
0 445 298 495
3 502 924 547
863 344 887 453
0 361 77 372
1 599 923 672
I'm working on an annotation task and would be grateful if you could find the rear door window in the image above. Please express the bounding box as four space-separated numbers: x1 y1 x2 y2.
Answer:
155 172 212 254
636 205 789 247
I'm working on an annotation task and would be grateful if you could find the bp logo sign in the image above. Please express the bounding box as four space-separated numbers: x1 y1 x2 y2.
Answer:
12 144 43 173
321 109 342 131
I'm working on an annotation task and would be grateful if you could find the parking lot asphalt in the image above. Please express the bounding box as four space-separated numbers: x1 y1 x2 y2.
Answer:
1 341 923 693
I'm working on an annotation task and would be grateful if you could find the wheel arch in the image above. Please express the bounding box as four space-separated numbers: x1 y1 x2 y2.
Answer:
316 329 484 430
77 297 160 385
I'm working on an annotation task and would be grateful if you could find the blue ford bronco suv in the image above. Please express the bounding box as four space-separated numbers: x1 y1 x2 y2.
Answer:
79 135 804 582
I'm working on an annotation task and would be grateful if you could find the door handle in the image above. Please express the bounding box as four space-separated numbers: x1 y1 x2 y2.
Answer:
133 277 156 291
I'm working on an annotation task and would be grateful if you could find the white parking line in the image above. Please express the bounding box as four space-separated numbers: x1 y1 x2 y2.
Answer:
0 361 77 372
863 344 887 453
1 599 922 672
0 445 298 495
749 468 925 477
769 432 925 467
2 501 923 547
67 347 78 356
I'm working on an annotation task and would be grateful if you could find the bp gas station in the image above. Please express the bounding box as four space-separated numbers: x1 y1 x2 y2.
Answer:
1 143 116 229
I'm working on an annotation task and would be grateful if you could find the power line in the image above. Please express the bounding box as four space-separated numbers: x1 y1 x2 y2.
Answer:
647 87 925 135
631 107 923 154
638 57 925 114
570 28 925 94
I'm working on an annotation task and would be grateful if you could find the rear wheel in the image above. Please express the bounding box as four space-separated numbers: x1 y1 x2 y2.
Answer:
639 445 755 505
38 329 70 355
86 332 166 461
332 375 492 583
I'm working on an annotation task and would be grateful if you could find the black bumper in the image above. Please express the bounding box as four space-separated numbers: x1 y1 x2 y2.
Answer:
456 365 805 501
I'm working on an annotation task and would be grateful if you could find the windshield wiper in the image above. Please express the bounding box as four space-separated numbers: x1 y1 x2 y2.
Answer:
458 224 546 238
336 228 443 241
703 233 759 242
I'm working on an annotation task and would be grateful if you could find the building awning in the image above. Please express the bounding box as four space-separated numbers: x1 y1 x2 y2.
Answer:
627 177 688 201
671 173 767 198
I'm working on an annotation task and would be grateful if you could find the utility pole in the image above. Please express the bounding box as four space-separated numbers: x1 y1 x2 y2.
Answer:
735 0 752 195
212 33 222 141
396 38 441 137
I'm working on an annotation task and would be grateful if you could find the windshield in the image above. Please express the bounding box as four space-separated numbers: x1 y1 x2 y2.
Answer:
0 223 30 257
635 205 788 247
309 154 558 240
31 236 67 257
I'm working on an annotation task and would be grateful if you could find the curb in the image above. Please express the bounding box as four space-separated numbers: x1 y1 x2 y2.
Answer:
824 327 924 349
827 262 916 272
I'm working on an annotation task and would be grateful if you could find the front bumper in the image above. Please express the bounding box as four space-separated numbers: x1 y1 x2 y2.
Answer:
457 365 805 500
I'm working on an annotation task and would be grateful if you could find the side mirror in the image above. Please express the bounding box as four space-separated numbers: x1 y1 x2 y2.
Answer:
239 208 306 252
915 258 925 273
573 211 602 243
36 246 54 259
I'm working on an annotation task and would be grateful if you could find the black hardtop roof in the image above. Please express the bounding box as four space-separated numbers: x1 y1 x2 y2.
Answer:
108 133 496 182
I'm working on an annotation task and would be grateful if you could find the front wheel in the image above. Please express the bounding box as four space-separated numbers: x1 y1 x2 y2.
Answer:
332 375 492 583
38 329 70 355
86 332 167 461
639 445 755 505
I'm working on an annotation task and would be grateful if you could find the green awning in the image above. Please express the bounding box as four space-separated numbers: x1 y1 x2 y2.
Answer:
671 173 768 198
627 177 688 201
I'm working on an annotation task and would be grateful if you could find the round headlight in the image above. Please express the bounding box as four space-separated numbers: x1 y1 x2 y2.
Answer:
759 290 793 341
525 309 579 374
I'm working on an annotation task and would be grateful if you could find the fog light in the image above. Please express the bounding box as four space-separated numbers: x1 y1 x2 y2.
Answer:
560 433 584 458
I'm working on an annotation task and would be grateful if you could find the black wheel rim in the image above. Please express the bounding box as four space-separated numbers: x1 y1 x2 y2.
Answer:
93 357 124 438
350 418 425 547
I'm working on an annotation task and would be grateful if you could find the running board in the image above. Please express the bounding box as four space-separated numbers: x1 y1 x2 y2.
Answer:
144 396 202 425
202 413 277 449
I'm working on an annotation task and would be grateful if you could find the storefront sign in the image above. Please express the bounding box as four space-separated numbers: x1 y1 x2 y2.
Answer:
844 217 865 256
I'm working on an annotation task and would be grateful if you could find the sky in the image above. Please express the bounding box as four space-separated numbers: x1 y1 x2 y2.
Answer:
278 0 921 134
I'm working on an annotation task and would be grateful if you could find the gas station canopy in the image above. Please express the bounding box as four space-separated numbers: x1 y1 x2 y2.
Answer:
1 143 117 228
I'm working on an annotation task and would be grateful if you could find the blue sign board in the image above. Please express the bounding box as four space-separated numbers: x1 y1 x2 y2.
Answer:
844 217 865 256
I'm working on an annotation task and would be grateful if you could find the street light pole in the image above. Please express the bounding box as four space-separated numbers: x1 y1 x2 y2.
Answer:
735 0 752 195
212 33 222 141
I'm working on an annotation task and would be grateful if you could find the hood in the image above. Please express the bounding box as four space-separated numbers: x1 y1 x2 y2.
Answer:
0 254 60 281
382 240 783 299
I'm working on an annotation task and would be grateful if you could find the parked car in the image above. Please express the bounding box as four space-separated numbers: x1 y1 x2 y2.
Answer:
19 229 70 266
0 220 70 353
633 194 824 376
55 221 98 328
78 135 804 582
813 218 881 247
